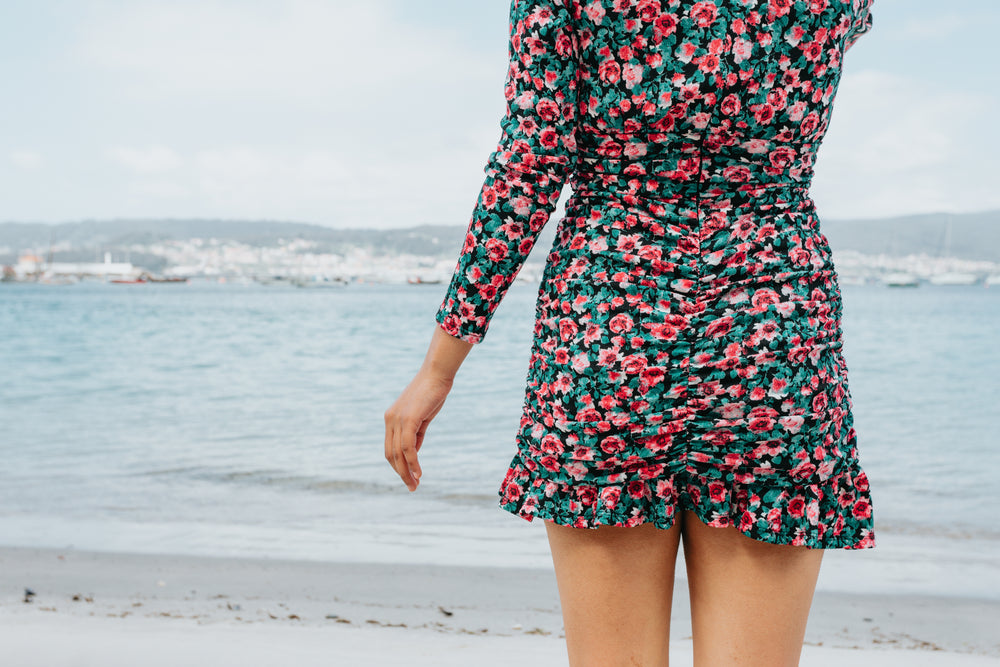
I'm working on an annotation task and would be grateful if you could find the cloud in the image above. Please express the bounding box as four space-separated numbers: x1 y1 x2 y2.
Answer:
192 145 492 225
15 1 988 226
106 146 183 173
76 0 494 103
895 15 965 41
61 0 506 225
10 150 44 170
190 147 359 220
130 180 191 199
812 69 999 219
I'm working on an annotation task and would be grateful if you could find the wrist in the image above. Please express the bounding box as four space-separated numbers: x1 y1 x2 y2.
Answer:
421 324 473 383
420 361 458 386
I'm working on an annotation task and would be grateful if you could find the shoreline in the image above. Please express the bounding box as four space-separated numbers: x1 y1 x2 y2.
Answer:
1 544 998 665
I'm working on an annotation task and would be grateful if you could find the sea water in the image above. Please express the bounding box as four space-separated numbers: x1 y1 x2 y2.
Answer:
1 279 997 599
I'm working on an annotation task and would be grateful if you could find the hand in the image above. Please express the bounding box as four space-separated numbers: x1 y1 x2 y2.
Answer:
384 369 454 491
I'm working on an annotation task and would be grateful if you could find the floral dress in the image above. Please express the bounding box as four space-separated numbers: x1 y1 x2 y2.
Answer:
435 0 876 549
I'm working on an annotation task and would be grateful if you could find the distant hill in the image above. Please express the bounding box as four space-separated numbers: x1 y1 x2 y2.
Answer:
0 209 997 264
0 220 471 263
820 210 1000 263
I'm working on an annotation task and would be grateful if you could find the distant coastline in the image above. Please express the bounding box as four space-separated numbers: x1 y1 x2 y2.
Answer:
2 211 999 286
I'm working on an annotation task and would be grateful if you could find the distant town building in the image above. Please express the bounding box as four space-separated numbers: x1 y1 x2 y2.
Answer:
14 251 139 280
15 253 44 274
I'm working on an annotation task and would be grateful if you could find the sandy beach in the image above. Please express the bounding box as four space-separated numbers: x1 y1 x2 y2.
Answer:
1 545 997 666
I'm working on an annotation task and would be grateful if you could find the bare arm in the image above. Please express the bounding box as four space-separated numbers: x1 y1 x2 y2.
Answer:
384 0 578 491
383 325 473 491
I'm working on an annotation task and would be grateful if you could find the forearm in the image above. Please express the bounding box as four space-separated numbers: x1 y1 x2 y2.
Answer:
420 324 475 382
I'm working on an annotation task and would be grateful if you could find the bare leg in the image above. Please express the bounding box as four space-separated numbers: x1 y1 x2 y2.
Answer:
544 518 683 667
681 510 824 667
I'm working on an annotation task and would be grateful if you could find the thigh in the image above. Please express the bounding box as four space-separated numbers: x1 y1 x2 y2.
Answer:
545 519 682 667
680 510 824 667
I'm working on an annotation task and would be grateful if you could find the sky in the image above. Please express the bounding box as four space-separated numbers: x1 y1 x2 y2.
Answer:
1 0 997 229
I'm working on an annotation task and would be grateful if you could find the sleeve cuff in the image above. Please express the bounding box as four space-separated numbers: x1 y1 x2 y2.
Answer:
434 306 486 345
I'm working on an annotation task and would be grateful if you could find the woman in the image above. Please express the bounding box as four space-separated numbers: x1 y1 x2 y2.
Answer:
385 0 876 664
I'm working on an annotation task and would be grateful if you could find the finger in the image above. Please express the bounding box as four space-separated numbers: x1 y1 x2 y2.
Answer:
384 409 394 464
395 423 420 491
400 419 422 484
391 424 417 492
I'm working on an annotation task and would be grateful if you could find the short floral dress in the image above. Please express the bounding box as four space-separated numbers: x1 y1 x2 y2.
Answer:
435 0 876 549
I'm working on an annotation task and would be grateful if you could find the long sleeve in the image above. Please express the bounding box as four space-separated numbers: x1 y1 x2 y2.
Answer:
844 0 874 51
434 0 579 345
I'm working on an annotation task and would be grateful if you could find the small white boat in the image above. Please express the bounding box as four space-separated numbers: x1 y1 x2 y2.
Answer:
984 274 1000 288
293 274 348 288
882 272 920 287
928 272 979 286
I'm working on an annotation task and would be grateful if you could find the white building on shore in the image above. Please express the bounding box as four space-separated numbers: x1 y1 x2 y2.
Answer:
14 252 140 280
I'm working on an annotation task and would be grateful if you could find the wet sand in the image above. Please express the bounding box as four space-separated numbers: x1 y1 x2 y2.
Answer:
1 545 997 665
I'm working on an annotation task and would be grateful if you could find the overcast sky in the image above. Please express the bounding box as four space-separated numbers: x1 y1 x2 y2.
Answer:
2 0 997 228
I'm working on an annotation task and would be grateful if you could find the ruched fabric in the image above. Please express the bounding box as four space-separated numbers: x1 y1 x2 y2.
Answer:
436 0 876 549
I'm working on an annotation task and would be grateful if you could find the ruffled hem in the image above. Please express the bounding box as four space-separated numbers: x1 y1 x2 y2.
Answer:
498 452 875 550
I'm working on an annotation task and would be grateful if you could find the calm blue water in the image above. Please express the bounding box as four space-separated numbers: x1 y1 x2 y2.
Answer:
1 280 998 598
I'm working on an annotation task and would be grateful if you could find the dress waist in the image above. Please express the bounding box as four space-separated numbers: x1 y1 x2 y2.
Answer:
568 132 817 210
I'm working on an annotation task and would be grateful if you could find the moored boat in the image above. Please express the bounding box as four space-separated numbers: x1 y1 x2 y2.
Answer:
882 272 920 287
928 272 979 286
292 274 348 288
146 276 189 283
